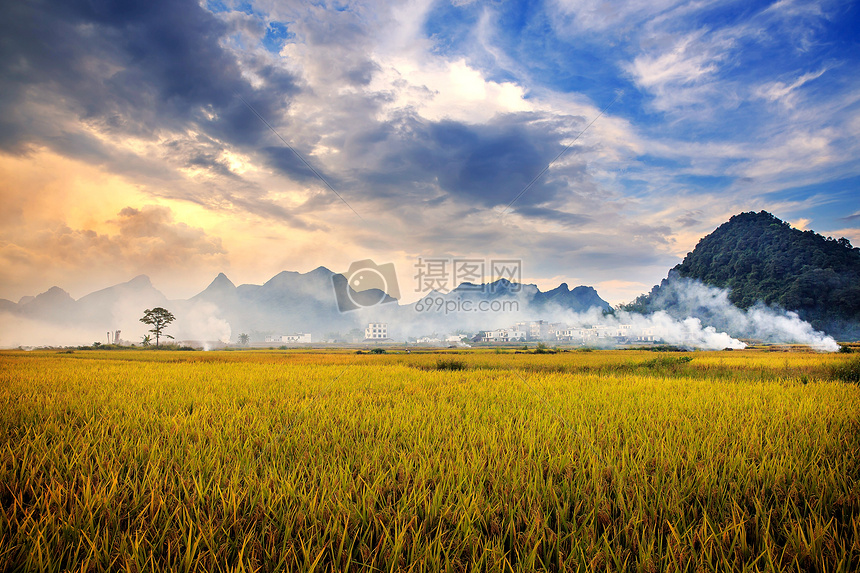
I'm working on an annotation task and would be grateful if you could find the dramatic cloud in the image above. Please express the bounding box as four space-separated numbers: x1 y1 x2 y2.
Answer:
0 0 293 148
0 0 858 308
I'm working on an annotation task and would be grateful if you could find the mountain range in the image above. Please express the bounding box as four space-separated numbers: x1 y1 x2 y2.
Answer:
0 267 611 346
5 210 857 346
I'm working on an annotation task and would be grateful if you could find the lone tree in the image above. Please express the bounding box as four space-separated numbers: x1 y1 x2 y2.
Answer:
140 307 176 348
238 333 250 346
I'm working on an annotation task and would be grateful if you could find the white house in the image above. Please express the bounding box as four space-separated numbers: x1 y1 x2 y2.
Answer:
554 324 652 343
632 327 656 342
265 333 312 343
479 327 527 342
547 322 567 339
365 322 388 340
515 320 550 340
282 333 311 343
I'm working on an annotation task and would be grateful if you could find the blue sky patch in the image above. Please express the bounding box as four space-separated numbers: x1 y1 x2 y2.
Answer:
262 21 294 53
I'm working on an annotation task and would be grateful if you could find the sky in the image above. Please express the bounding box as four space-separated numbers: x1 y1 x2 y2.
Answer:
1 0 859 306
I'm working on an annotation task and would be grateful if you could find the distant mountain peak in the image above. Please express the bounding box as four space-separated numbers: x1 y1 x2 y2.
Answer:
307 265 334 276
452 277 520 293
532 282 610 312
34 286 74 302
189 272 238 304
261 267 337 292
127 274 152 287
263 270 299 286
444 276 609 312
208 272 236 289
544 283 571 294
16 285 78 322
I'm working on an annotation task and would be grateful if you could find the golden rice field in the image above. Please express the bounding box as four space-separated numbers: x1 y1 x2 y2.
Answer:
1 348 859 572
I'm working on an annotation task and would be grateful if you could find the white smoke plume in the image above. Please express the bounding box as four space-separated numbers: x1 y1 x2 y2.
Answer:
387 278 839 352
645 278 839 351
173 301 232 345
519 306 747 351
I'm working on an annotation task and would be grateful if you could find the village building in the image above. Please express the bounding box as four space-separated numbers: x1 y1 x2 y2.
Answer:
365 322 388 340
265 333 312 343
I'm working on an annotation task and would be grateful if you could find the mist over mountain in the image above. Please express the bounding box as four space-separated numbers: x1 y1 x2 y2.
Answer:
16 287 78 323
0 268 611 346
190 267 357 335
3 210 854 348
625 211 860 339
77 275 170 326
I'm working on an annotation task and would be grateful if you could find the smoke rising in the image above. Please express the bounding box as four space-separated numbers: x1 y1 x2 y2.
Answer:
0 274 842 351
398 303 747 350
390 278 839 351
174 302 232 345
643 278 839 351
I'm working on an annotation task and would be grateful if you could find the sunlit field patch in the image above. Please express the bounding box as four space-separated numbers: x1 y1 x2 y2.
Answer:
1 349 858 572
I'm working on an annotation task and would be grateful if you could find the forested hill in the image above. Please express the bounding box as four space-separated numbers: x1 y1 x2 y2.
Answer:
628 211 860 335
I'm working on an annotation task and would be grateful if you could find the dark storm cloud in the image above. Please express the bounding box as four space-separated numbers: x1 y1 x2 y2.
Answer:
0 0 296 152
343 112 587 213
431 120 559 207
0 0 349 231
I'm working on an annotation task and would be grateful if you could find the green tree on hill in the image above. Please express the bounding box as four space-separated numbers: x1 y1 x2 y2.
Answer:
624 211 860 336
